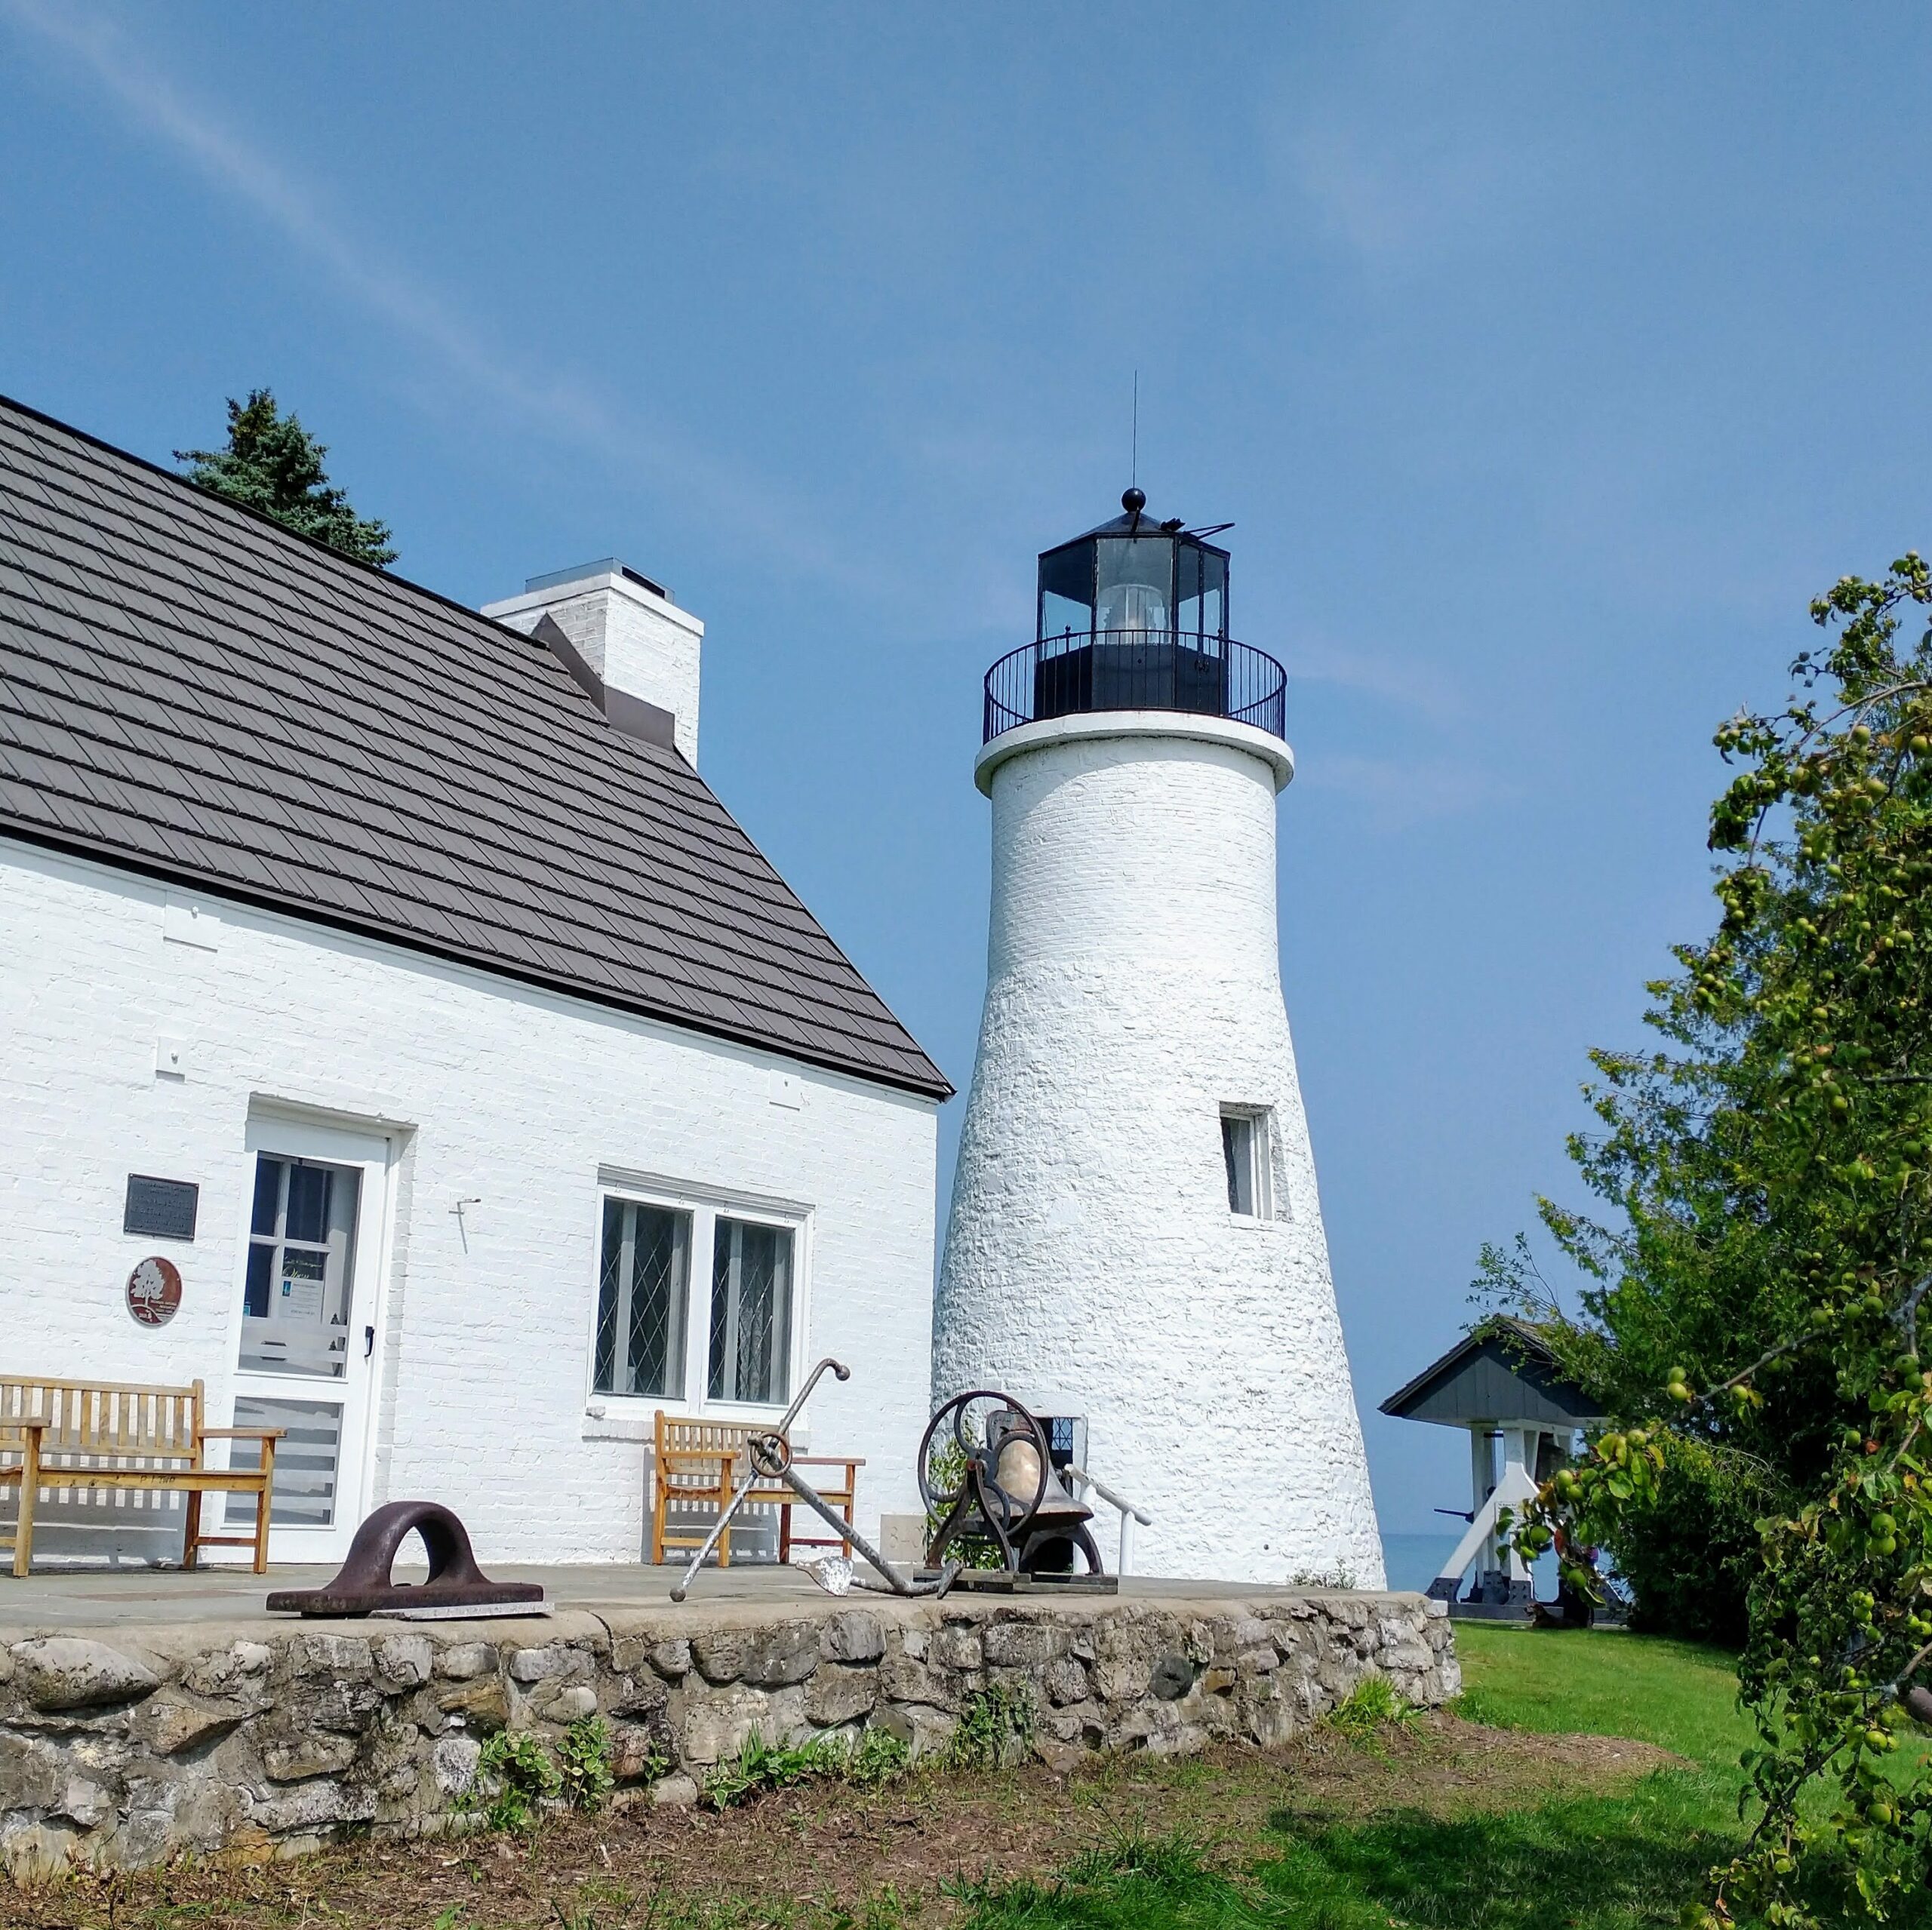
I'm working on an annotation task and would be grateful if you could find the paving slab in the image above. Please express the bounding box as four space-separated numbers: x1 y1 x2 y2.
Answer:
0 1560 1284 1639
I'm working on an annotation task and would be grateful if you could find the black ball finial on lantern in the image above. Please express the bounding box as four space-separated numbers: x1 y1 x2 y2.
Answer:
1121 486 1146 515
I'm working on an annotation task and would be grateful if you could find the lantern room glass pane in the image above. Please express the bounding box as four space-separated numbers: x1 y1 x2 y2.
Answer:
1177 546 1227 641
1036 539 1094 644
1095 538 1174 636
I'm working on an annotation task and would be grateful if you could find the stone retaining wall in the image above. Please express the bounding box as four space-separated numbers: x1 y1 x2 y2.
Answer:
0 1590 1458 1876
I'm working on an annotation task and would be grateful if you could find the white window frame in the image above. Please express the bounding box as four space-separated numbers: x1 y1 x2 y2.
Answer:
586 1171 813 1425
1220 1106 1275 1222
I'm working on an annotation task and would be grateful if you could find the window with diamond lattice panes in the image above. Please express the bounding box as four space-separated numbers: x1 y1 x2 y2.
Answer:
708 1218 794 1405
593 1198 691 1399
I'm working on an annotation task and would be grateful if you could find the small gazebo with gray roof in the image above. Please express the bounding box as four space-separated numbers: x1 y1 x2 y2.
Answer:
1381 1318 1604 1617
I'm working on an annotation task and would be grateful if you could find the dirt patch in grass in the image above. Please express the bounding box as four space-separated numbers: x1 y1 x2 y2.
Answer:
10 1715 1684 1929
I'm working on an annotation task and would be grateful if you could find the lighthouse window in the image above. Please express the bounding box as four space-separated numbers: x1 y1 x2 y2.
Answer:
1221 1109 1271 1219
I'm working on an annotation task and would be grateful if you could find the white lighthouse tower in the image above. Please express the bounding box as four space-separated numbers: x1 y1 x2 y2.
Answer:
934 491 1385 1587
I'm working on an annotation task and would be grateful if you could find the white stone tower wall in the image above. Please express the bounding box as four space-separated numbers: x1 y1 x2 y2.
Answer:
934 715 1385 1587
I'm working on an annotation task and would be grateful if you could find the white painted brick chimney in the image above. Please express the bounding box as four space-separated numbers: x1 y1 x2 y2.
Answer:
484 559 703 764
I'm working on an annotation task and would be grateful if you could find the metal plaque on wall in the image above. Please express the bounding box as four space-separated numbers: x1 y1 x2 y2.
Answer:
124 1175 198 1241
126 1256 183 1327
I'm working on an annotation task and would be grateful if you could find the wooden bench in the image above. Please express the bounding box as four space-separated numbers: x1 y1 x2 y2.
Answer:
650 1409 862 1567
0 1376 283 1576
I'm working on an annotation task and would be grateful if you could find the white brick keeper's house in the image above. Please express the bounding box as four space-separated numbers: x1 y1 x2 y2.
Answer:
0 394 952 1569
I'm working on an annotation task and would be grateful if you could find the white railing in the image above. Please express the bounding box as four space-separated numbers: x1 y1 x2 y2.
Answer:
1066 1464 1153 1576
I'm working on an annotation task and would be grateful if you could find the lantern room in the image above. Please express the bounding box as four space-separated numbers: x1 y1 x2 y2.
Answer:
1036 486 1230 645
983 488 1284 744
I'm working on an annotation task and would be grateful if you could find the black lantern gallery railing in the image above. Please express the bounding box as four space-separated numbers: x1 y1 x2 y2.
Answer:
983 630 1288 745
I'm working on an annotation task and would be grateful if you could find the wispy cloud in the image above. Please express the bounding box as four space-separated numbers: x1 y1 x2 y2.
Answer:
1300 751 1517 833
1 0 888 595
1262 9 1562 274
1289 635 1473 729
5 0 605 434
1286 122 1511 271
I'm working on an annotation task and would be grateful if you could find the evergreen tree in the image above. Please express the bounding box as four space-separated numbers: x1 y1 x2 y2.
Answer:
176 390 396 567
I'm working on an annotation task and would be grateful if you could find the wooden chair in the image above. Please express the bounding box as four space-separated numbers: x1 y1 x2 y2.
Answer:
649 1409 862 1567
0 1376 283 1576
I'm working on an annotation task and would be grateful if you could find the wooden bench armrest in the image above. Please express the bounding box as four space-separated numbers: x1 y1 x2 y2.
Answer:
199 1428 286 1442
789 1454 865 1468
0 1420 48 1435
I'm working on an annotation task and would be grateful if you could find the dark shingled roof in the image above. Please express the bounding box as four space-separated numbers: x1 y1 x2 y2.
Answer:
0 393 951 1099
1380 1318 1603 1429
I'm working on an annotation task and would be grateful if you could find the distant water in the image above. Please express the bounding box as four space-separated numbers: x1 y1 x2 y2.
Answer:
1380 1527 1559 1598
1380 1530 1460 1593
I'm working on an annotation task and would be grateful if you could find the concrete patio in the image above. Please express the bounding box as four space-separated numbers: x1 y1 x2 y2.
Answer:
0 1560 1284 1637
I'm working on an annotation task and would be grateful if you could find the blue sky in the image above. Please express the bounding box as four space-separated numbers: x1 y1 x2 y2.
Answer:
7 3 1932 1536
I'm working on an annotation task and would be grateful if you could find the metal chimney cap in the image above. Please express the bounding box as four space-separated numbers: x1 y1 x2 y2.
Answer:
522 558 671 602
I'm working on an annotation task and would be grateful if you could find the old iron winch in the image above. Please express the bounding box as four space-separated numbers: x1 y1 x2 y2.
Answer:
917 1389 1115 1592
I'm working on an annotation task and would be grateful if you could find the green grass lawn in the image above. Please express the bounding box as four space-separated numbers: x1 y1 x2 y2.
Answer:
1453 1623 1754 1763
952 1627 1918 1930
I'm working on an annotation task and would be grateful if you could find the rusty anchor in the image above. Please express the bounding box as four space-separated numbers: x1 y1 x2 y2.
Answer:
670 1357 960 1602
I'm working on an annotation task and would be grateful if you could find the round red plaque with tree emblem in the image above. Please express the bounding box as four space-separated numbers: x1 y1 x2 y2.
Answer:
126 1256 183 1327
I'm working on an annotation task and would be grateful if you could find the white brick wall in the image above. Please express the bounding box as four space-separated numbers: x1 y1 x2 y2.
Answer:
934 715 1386 1588
0 835 938 1565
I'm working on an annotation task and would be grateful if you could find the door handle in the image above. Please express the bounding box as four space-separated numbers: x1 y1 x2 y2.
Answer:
364 1325 376 1360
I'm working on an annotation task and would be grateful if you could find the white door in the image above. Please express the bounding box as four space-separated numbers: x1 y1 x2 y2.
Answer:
222 1115 393 1564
